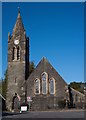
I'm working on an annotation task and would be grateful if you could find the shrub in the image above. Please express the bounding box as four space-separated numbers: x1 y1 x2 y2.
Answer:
58 100 66 108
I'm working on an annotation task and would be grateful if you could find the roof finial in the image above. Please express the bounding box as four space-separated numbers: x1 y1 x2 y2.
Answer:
18 7 20 18
18 7 20 13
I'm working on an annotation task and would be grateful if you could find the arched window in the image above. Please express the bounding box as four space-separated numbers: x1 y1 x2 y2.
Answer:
34 78 40 94
12 46 20 60
49 77 55 95
41 72 48 94
17 46 20 60
12 47 17 60
12 47 15 60
14 47 17 60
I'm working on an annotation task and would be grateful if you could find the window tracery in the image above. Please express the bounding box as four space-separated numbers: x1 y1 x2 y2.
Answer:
34 78 40 94
49 77 55 94
41 72 48 94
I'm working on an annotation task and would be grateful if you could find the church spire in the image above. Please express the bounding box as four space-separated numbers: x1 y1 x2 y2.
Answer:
12 7 25 38
18 7 21 18
18 7 20 13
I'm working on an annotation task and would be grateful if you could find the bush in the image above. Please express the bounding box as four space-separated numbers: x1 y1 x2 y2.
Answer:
58 100 66 108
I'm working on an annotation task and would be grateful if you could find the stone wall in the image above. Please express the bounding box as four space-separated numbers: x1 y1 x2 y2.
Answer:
6 62 25 110
27 58 68 110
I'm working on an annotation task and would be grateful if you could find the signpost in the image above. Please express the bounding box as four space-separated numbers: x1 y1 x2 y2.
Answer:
27 96 32 111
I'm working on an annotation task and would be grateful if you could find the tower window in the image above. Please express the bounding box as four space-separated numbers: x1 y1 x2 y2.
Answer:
34 78 40 94
12 47 15 60
12 46 17 60
49 77 55 95
17 46 20 60
41 72 48 94
12 46 20 61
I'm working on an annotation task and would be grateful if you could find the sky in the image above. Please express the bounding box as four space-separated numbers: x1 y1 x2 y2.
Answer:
1 2 84 84
0 2 2 80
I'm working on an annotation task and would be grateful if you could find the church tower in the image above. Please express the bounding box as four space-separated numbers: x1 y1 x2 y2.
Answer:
6 8 29 110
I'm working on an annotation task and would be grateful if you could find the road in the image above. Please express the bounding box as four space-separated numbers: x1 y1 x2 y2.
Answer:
2 110 85 119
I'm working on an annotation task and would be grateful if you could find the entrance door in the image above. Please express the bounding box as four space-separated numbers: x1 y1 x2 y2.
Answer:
12 94 20 111
14 97 20 111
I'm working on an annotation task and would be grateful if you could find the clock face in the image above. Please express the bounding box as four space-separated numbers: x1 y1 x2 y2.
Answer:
14 39 19 45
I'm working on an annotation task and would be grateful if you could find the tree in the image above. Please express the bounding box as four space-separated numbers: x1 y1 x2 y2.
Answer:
69 82 85 94
29 61 35 75
2 70 8 99
2 61 35 99
0 80 2 94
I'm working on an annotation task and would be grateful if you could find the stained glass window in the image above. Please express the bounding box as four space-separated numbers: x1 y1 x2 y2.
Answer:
35 78 40 94
49 78 55 94
42 72 48 94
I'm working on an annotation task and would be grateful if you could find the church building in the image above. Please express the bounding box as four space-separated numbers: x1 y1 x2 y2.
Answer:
6 9 85 111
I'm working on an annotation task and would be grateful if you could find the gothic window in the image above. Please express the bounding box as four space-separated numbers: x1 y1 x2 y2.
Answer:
34 78 40 94
42 72 48 94
12 47 15 60
17 46 20 60
49 77 55 95
12 46 20 60
12 47 17 60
